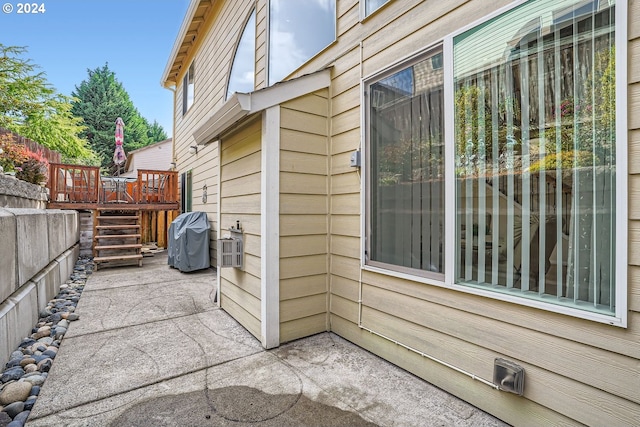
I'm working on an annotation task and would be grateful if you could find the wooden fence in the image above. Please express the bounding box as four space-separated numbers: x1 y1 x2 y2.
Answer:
0 128 61 164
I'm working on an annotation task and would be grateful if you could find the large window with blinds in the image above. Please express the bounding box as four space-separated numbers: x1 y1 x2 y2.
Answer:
365 0 624 323
453 0 617 316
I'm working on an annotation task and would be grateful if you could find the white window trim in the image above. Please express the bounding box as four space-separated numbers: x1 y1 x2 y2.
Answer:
183 61 195 115
360 0 392 21
226 8 256 100
361 0 628 328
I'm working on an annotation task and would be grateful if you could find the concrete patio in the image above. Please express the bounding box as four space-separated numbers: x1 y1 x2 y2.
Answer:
27 252 508 426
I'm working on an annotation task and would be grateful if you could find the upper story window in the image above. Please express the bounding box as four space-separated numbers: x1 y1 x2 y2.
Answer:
366 0 625 325
363 0 390 17
227 10 256 99
182 62 195 115
268 0 336 85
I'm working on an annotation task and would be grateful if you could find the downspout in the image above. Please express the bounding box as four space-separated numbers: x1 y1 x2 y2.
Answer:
169 86 177 170
355 40 498 392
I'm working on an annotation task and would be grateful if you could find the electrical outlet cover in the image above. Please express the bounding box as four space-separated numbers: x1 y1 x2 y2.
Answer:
493 358 525 395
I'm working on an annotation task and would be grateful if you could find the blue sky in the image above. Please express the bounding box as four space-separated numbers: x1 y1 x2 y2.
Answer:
0 0 191 136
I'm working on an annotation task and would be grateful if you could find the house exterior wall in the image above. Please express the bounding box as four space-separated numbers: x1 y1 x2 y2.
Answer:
279 90 330 343
319 1 639 425
173 0 256 267
167 0 640 424
219 118 262 340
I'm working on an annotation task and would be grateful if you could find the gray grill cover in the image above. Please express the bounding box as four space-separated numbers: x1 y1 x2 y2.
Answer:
168 211 211 272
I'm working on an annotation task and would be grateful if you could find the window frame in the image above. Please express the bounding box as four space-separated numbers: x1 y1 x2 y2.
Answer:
363 44 446 282
181 170 192 213
226 8 256 100
360 0 391 20
362 0 628 327
182 61 195 115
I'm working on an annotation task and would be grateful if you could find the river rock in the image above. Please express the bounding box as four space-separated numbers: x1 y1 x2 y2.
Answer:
33 326 51 340
23 365 37 374
0 382 31 405
4 359 21 369
19 358 35 369
36 358 52 373
1 401 24 418
10 409 30 426
23 396 37 410
0 411 11 426
42 349 57 359
0 368 24 384
20 375 45 387
36 337 53 346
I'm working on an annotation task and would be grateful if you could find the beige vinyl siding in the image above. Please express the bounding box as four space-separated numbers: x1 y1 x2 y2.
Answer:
220 118 262 340
278 90 329 343
173 0 256 267
304 1 640 425
255 0 267 90
168 0 640 424
189 139 219 266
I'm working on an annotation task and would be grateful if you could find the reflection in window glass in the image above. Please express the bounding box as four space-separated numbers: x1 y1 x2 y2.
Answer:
368 48 445 276
364 0 389 17
182 62 194 115
268 0 335 85
227 10 256 99
454 0 616 315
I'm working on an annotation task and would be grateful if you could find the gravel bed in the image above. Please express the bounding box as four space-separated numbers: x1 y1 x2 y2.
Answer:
0 256 93 427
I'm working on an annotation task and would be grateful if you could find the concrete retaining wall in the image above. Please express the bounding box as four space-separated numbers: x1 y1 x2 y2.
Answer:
0 174 48 209
0 208 80 368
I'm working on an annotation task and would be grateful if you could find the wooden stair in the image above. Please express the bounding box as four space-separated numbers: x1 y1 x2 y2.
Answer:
93 209 143 270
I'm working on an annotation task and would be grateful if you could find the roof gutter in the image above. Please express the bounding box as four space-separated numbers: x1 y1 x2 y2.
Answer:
193 68 332 145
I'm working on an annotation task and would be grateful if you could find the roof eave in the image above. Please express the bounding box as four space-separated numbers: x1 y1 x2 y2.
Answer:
161 0 203 88
193 68 332 145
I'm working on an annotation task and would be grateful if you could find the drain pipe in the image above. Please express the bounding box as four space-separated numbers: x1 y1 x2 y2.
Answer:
356 267 498 390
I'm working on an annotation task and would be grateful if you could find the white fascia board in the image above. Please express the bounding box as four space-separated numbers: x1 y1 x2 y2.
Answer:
249 68 331 112
161 0 201 87
193 93 252 145
192 68 331 145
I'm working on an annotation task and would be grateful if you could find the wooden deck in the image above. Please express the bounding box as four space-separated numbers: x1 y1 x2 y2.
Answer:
46 163 180 211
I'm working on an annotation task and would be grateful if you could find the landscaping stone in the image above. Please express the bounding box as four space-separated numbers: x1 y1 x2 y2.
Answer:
0 383 31 406
0 255 92 425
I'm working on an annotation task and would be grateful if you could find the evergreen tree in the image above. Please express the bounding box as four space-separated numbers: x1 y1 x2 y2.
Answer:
147 119 168 142
71 64 166 171
0 44 93 160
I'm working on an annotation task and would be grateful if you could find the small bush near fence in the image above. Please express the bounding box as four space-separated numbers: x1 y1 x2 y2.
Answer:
0 134 49 184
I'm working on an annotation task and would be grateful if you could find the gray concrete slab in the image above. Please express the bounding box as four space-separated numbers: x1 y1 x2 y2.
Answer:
28 253 508 427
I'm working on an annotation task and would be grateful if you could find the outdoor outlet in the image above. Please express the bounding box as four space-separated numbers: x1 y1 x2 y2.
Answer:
350 150 361 168
493 358 525 395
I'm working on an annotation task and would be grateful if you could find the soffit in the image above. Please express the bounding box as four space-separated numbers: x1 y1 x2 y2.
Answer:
162 0 214 87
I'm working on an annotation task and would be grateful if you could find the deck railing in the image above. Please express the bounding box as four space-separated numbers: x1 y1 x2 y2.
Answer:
47 163 179 208
49 163 100 204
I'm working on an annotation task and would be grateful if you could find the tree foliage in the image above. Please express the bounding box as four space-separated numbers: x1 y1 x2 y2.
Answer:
0 44 93 160
71 64 167 172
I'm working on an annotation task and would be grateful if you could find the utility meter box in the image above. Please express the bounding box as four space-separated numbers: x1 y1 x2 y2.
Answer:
217 227 243 268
